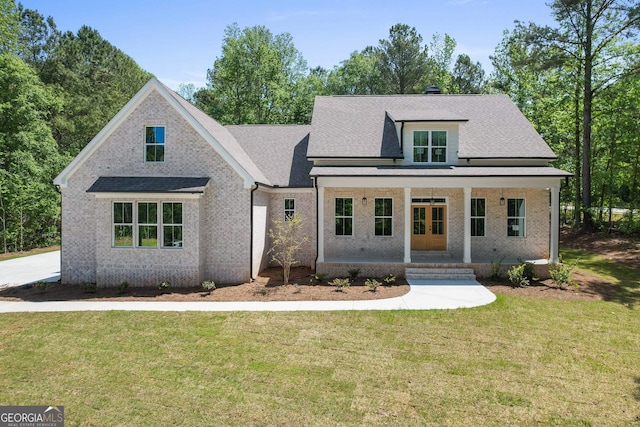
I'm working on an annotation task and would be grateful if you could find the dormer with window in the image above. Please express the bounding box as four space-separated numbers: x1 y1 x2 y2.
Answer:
386 109 466 166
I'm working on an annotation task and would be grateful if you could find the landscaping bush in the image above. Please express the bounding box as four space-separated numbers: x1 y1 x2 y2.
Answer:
549 262 577 289
517 258 535 280
365 278 381 292
348 268 361 280
311 273 327 284
158 281 170 291
34 281 49 293
383 273 396 285
329 278 350 292
507 264 530 287
118 282 129 294
489 256 505 280
201 281 216 293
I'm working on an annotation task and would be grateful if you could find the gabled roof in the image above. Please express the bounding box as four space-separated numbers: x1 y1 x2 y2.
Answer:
227 125 313 188
308 94 557 160
54 78 268 188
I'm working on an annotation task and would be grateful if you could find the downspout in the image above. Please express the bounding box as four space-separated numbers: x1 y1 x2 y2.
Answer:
400 121 405 153
54 184 62 282
313 177 319 272
250 183 260 281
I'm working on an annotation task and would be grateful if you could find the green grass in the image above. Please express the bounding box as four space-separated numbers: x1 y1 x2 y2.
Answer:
561 246 640 307
1 298 639 426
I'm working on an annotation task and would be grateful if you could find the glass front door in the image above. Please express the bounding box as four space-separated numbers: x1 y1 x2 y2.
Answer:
411 205 447 250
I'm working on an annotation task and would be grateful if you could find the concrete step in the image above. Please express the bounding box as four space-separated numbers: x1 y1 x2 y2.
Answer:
405 267 476 281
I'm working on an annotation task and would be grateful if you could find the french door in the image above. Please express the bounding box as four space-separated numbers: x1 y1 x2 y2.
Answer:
411 205 447 250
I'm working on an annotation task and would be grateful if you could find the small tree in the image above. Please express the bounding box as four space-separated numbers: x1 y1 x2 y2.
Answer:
268 212 308 285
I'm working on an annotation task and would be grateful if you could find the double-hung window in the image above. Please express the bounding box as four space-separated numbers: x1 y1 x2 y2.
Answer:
471 198 486 237
335 197 353 236
374 198 393 236
507 198 526 237
113 202 133 247
284 198 295 221
162 202 183 247
112 202 183 248
413 130 447 163
138 202 158 247
145 126 165 163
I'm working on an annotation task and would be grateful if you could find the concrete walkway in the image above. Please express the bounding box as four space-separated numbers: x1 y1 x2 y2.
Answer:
0 280 496 313
0 251 496 312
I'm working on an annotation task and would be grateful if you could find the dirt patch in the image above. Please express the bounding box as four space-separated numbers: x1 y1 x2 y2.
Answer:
0 267 409 302
560 228 640 269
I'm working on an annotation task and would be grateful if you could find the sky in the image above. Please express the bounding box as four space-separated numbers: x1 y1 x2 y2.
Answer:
21 0 557 90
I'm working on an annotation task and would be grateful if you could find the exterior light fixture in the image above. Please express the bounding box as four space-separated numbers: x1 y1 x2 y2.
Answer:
362 189 367 206
500 188 506 206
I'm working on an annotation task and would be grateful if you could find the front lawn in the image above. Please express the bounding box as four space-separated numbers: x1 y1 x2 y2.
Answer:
1 296 638 426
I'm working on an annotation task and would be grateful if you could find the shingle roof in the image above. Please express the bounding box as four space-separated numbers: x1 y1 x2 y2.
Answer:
87 177 210 193
310 165 572 178
164 87 271 185
227 125 313 187
308 94 557 159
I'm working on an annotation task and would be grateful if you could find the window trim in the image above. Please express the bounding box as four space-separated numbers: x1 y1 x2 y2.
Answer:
284 198 295 222
471 198 486 237
111 201 183 249
374 197 393 237
144 125 165 164
137 201 158 248
412 129 448 164
113 201 133 248
335 197 353 236
507 198 526 237
162 202 183 248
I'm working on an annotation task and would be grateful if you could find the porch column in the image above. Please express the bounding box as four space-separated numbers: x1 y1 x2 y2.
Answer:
404 187 411 263
463 187 472 263
550 185 560 263
317 186 325 263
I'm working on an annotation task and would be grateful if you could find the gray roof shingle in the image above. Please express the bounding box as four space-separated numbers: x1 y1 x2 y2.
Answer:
308 94 557 159
227 125 313 187
87 177 210 193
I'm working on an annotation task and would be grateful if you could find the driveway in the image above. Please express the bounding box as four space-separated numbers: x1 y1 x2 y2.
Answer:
0 251 61 288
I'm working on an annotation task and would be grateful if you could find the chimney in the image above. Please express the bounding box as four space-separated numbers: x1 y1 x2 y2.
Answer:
424 85 441 95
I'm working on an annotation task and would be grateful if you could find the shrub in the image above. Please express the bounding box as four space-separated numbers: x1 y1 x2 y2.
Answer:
365 278 381 292
348 268 361 280
118 282 129 294
549 262 578 289
382 273 396 285
81 282 97 293
311 273 327 284
517 258 535 281
329 278 350 292
34 281 49 293
489 256 505 280
158 281 170 291
201 280 216 293
507 264 530 287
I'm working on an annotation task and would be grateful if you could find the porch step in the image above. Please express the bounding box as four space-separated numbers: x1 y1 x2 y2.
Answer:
405 267 476 281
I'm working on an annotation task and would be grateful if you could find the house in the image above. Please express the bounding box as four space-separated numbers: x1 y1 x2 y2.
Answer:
53 78 571 286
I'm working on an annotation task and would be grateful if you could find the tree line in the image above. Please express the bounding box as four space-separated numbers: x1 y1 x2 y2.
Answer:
1 0 639 253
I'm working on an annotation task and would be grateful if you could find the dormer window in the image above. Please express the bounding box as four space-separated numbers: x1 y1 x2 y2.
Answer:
413 130 447 163
145 126 165 163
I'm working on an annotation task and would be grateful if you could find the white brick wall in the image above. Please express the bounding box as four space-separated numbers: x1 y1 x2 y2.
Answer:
61 89 251 286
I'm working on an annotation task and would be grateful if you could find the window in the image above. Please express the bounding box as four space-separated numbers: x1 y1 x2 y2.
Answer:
413 130 447 163
162 203 183 247
145 126 165 162
284 198 295 221
113 202 133 247
335 197 353 236
507 198 525 237
471 198 486 237
138 202 158 247
375 198 393 236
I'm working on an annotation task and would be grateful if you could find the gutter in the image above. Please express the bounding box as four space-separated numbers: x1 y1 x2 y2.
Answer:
313 177 319 272
249 183 261 281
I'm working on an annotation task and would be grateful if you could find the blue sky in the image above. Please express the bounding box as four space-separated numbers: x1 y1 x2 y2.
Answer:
21 0 556 90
